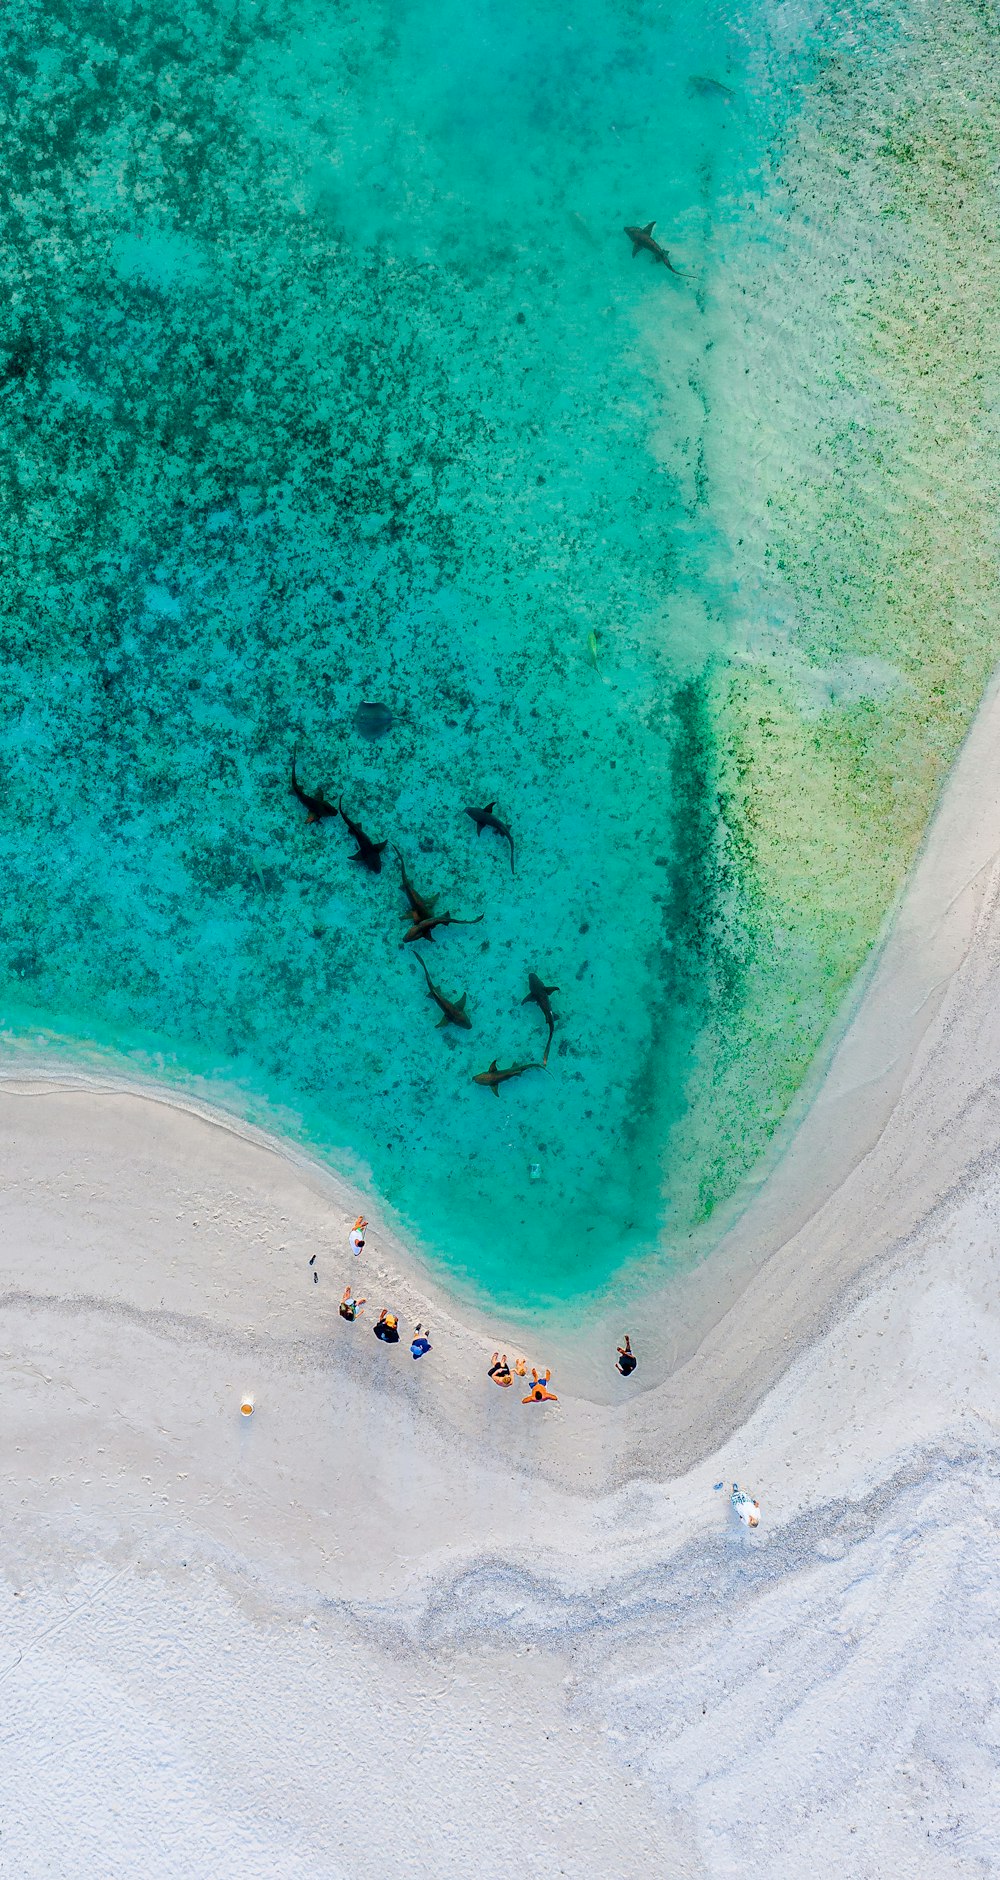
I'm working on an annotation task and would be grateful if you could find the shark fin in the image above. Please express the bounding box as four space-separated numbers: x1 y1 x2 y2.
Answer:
492 1082 501 1096
631 242 642 256
546 983 559 995
456 993 467 1009
643 220 655 233
489 1060 498 1073
437 1012 450 1027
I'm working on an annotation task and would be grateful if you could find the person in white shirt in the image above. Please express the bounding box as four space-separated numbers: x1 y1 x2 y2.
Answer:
349 1215 367 1255
731 1482 760 1528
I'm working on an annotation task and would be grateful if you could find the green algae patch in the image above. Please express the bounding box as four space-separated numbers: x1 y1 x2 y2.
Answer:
671 0 1000 1229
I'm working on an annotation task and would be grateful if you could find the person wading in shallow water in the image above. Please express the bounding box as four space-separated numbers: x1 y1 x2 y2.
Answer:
339 1287 366 1322
616 1334 637 1376
522 1367 558 1404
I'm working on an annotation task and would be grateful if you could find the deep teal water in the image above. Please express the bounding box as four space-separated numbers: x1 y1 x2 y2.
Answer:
7 0 994 1309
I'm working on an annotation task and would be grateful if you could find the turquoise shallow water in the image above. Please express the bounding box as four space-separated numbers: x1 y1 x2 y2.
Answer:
3 0 1000 1306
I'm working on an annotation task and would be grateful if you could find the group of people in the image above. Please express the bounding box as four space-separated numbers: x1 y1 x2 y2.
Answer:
333 1214 639 1395
331 1217 762 1522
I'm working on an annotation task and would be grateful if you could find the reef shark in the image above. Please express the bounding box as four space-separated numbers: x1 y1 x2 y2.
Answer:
624 221 685 276
394 847 438 924
472 1058 543 1096
290 749 338 823
465 802 515 875
401 910 484 945
416 953 471 1030
338 797 387 873
523 972 558 1061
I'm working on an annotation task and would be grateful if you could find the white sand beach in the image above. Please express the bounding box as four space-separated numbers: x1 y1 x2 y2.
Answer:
4 678 1000 1878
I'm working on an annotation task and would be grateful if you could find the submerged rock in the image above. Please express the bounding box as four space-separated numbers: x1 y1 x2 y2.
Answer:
354 700 393 740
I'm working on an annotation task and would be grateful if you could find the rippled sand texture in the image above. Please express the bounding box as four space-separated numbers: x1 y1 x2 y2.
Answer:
1 0 998 1304
675 0 1000 1230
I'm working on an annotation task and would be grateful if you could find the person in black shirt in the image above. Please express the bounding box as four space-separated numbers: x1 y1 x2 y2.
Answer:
617 1334 637 1377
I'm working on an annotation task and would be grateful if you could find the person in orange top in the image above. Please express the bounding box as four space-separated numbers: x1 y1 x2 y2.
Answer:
522 1367 558 1404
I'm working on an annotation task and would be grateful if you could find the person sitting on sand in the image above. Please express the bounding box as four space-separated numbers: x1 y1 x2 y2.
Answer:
339 1287 366 1321
349 1216 367 1255
410 1324 432 1360
488 1352 513 1388
731 1482 760 1528
373 1308 400 1344
617 1334 637 1377
513 1356 527 1378
522 1367 558 1404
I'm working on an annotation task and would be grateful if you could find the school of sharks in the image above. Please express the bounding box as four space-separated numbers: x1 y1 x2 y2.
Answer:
287 222 680 1104
291 743 556 1096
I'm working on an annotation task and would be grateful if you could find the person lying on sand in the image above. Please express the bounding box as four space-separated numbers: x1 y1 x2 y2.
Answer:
488 1352 513 1387
731 1482 760 1528
522 1367 558 1404
349 1216 367 1255
410 1324 432 1360
373 1309 400 1344
617 1334 637 1376
339 1288 366 1321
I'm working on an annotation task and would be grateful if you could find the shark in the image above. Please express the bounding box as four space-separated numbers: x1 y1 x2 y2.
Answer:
415 953 471 1030
523 972 558 1061
338 797 387 873
290 749 338 824
394 847 438 924
623 221 686 276
472 1058 543 1096
401 910 484 945
465 802 515 875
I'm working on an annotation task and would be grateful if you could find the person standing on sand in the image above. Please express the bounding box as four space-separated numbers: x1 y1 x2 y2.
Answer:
488 1352 513 1387
339 1287 366 1321
410 1324 432 1360
522 1367 558 1404
617 1334 637 1376
373 1308 400 1343
349 1216 367 1255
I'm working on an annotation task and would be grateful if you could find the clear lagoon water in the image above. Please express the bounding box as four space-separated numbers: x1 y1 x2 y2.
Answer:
2 0 1000 1307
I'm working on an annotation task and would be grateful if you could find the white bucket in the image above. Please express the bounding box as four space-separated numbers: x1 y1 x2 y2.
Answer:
240 1394 255 1417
